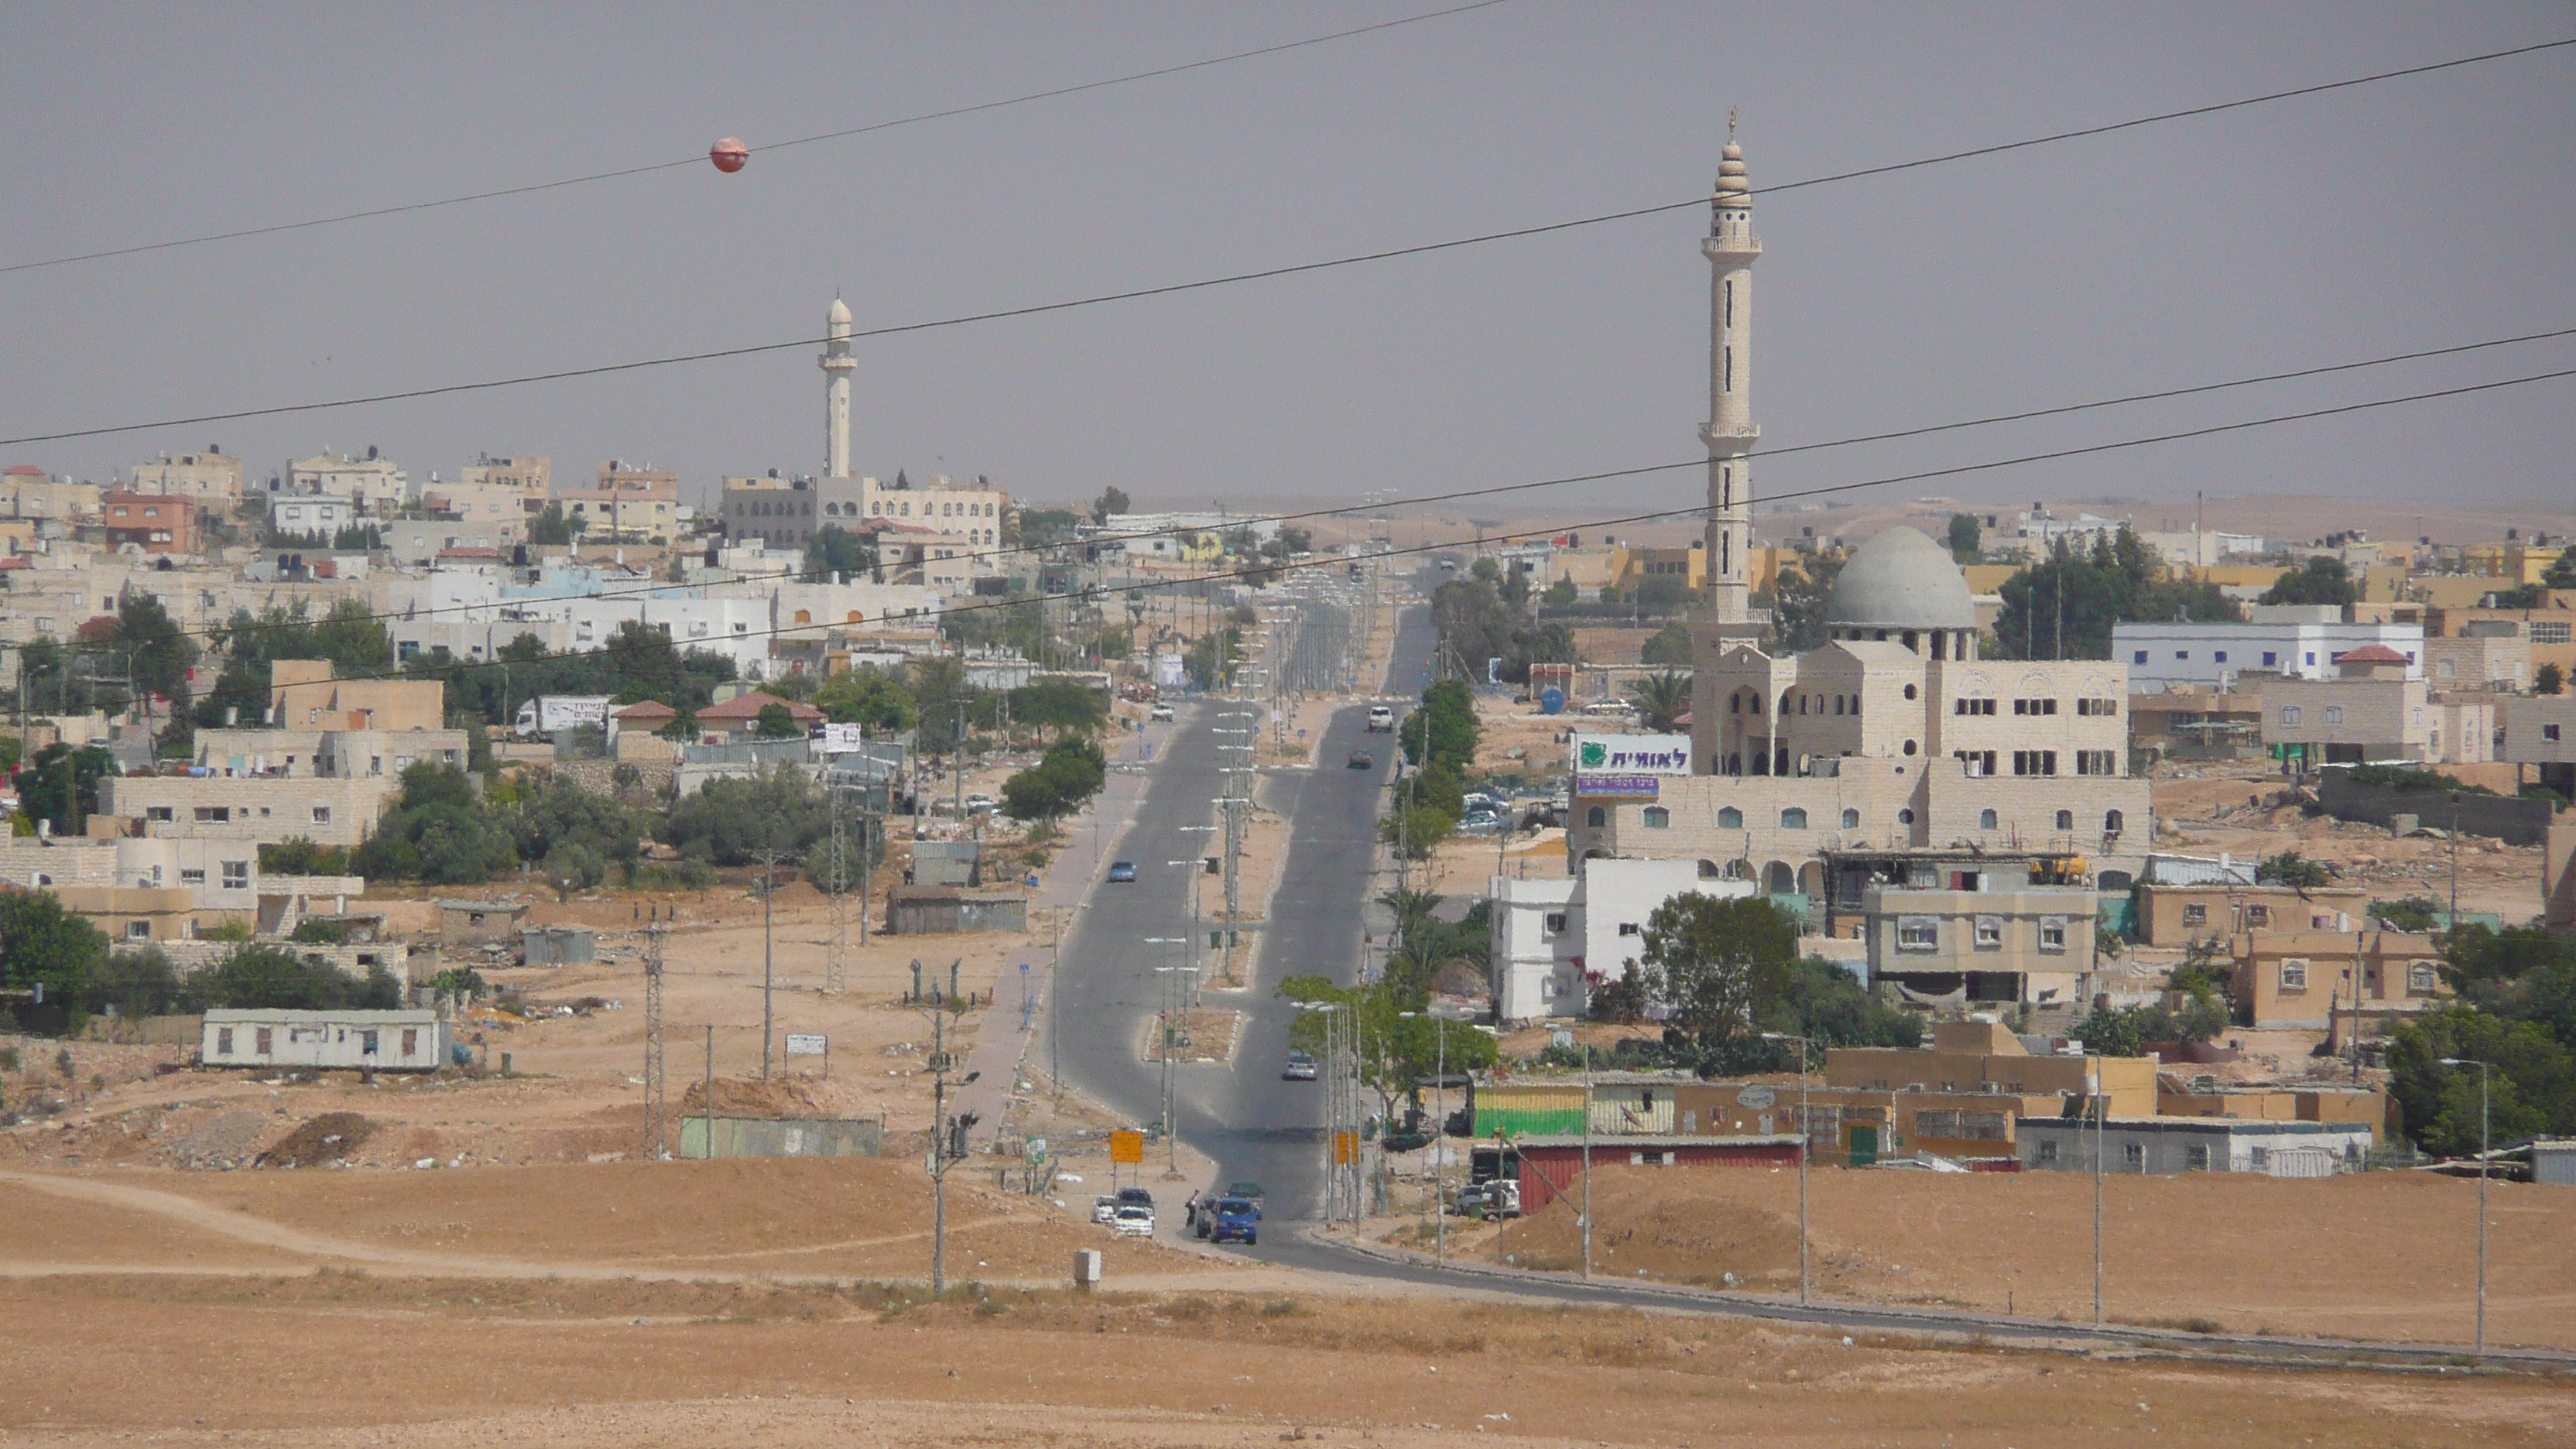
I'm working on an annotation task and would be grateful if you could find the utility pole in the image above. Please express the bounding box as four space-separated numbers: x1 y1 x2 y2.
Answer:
826 783 848 995
2092 1051 2105 1328
923 1005 979 1298
642 913 666 1160
2441 1056 2491 1358
701 1024 714 1159
760 847 778 1078
1581 1042 1594 1281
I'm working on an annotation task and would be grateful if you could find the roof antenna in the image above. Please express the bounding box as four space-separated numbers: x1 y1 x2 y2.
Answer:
1728 104 1738 139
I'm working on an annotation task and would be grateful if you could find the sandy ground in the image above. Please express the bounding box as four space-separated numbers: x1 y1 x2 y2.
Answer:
1365 1161 2576 1350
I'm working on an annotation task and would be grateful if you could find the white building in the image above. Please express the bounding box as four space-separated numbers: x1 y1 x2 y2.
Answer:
1488 857 1756 1023
270 495 356 537
2114 606 2424 693
280 451 409 514
202 1009 449 1073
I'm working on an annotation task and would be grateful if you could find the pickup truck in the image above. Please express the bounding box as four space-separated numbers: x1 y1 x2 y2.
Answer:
1365 705 1393 732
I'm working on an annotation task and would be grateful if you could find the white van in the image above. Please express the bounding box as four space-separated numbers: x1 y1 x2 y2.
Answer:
1366 705 1394 732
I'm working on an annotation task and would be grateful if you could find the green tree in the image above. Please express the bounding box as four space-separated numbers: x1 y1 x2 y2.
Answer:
2389 1009 2576 1156
1637 895 1797 1069
1541 577 1577 607
1640 623 1694 668
1399 678 1480 774
2259 556 2359 608
655 766 831 865
349 763 517 885
1091 486 1131 525
1629 670 1691 731
17 743 115 835
114 591 201 707
512 779 646 874
804 524 875 579
1001 735 1108 820
810 667 916 731
1379 799 1458 862
2372 896 2443 932
2537 662 2564 696
1992 527 2239 660
1276 975 1499 1125
2256 850 2332 889
86 947 183 1019
1006 678 1109 740
754 701 802 738
0 890 110 1023
1947 512 1982 561
1768 549 1844 653
526 502 577 546
258 838 351 875
1765 958 1923 1048
197 944 402 1011
2543 548 2576 591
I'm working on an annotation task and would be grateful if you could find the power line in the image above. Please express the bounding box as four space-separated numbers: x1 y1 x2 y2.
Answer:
8 36 2568 450
0 1 1516 277
131 361 2572 695
47 323 2574 662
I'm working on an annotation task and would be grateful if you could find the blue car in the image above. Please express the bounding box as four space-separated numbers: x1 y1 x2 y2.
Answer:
1107 860 1137 883
1204 1197 1260 1245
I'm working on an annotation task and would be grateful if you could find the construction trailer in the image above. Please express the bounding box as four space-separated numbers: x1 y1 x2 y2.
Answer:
201 1009 450 1073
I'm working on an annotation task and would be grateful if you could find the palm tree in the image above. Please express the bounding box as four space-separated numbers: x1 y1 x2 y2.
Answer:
1629 670 1692 731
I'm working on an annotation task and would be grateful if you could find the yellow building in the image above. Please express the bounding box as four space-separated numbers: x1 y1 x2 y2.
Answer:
1614 541 1707 593
269 660 447 734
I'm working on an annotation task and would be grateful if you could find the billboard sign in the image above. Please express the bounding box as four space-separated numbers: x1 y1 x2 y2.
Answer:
818 723 867 752
1572 733 1692 774
1108 1129 1146 1165
785 1033 828 1056
1575 774 1660 799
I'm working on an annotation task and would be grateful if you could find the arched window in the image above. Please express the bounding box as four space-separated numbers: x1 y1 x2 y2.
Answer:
793 609 812 625
1697 859 1723 879
1898 808 1917 825
1978 808 1999 829
1903 683 1918 700
1717 806 1742 830
2055 809 2074 830
1586 806 1606 828
1902 739 1918 756
1643 806 1670 829
1728 694 1741 714
1841 808 1860 829
1780 807 1808 830
2280 705 2301 725
2105 810 2126 834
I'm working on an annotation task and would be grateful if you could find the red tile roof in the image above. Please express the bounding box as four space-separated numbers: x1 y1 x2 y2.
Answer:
2334 644 2410 664
612 700 677 721
695 690 824 722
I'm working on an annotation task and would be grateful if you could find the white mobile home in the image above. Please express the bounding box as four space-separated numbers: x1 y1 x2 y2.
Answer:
200 1009 450 1073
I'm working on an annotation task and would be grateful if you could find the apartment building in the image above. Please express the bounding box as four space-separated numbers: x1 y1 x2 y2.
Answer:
269 660 446 733
2133 882 2368 945
1862 885 2099 1011
280 451 408 514
2263 647 2495 766
101 774 399 849
0 465 100 523
1487 857 1757 1023
2114 605 2424 692
89 492 201 554
2228 929 2449 1029
128 450 245 507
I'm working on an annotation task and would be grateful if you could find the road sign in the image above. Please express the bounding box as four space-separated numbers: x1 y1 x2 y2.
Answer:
1332 1130 1359 1166
785 1033 828 1057
1026 1136 1049 1163
1108 1129 1145 1164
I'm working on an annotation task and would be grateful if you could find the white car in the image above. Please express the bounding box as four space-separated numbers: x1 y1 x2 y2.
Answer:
1092 1195 1120 1225
1149 703 1176 722
1365 705 1393 732
1112 1204 1156 1237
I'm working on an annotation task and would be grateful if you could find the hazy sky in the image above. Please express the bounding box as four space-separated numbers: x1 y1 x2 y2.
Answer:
4 2 2570 526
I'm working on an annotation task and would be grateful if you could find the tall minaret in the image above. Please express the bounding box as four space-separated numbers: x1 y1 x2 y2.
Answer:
1701 126 1759 630
820 294 855 478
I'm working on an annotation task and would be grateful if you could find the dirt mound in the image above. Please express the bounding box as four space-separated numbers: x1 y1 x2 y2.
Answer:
163 1110 269 1170
1497 1164 1801 1286
679 1077 827 1116
255 1112 375 1169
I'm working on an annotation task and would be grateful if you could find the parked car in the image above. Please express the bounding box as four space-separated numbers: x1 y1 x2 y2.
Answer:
1282 1051 1317 1081
963 794 997 814
1366 705 1394 732
1107 860 1137 883
1112 1204 1156 1237
1115 1187 1155 1209
1204 1197 1260 1245
1091 1195 1120 1225
1149 703 1176 722
1225 1180 1266 1204
1452 1180 1522 1219
1346 750 1373 769
1458 810 1502 834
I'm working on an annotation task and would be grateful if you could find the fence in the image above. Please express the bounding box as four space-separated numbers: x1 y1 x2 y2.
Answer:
2315 771 2557 846
677 1114 884 1159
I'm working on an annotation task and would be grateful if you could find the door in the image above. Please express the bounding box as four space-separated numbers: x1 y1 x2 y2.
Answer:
1848 1125 1879 1167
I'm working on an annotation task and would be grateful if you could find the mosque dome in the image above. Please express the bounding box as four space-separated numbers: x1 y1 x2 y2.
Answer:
1823 526 1978 631
827 296 852 327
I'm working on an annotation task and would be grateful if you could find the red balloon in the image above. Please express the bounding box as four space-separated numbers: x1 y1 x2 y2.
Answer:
709 137 748 173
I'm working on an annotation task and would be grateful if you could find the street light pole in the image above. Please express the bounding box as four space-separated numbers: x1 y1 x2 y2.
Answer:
1580 1042 1593 1281
2091 1050 2105 1328
2441 1056 2491 1358
1764 1031 1814 1304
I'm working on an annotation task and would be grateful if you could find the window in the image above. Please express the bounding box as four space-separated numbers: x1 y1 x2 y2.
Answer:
2011 749 2057 776
255 1027 272 1055
2132 650 2148 664
2176 651 2190 661
1897 916 1938 951
2105 810 2125 834
222 860 249 890
2076 698 2119 717
1618 922 1639 937
179 868 205 886
1642 806 1670 829
126 920 152 940
2039 917 2067 951
2533 621 2572 645
2054 809 2074 830
2123 1142 2144 1169
2322 706 2344 726
1543 912 1569 934
1898 807 1916 825
2038 1140 2060 1164
2214 651 2228 664
1779 807 1807 829
2545 724 2563 742
146 806 174 823
1956 748 1997 776
1954 697 1996 716
1841 808 1860 829
217 1028 234 1055
2280 958 2309 990
2183 903 2208 925
2245 904 2271 927
312 806 332 825
2250 1146 2271 1170
1974 916 2003 949
1978 808 1999 829
2409 962 2440 994
2012 698 2058 716
1717 807 1742 830
1585 807 1605 828
2074 749 2119 776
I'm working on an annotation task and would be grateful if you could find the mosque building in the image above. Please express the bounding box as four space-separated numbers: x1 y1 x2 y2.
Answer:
1561 135 2153 904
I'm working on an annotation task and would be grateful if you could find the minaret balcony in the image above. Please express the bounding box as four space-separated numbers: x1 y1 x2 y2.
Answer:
1700 423 1761 447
